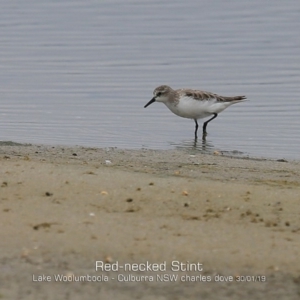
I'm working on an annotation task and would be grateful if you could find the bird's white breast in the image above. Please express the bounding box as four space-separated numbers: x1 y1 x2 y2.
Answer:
164 96 233 120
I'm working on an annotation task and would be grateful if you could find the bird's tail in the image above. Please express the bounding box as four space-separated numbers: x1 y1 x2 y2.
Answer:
223 95 247 102
221 96 247 104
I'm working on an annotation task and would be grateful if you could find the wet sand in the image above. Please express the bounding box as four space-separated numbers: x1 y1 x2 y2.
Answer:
0 144 300 299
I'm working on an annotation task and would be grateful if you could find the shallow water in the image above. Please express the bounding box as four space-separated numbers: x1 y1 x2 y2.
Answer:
0 0 300 159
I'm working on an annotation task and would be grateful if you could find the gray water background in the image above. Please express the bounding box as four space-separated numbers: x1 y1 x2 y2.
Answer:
0 0 300 159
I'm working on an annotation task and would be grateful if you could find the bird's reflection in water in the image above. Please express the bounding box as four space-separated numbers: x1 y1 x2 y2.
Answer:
171 136 246 157
170 136 216 154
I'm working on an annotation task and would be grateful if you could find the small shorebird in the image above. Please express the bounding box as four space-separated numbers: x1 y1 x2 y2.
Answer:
144 85 246 139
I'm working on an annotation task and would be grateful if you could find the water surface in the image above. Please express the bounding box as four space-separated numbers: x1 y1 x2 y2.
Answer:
0 1 299 159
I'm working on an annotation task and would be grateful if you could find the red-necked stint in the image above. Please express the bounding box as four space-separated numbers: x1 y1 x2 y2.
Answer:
144 85 246 139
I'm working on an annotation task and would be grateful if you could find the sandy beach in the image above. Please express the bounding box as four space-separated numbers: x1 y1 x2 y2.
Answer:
0 143 300 299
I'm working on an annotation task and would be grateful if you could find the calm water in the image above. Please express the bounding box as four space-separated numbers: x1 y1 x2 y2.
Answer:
0 1 300 159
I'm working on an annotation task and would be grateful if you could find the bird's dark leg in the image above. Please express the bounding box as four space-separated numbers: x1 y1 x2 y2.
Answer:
203 113 218 136
194 119 199 139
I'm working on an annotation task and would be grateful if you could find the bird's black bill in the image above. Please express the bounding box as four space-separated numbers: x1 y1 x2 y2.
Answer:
144 97 156 108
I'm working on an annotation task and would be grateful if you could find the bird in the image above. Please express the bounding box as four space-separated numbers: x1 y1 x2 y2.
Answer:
144 85 246 139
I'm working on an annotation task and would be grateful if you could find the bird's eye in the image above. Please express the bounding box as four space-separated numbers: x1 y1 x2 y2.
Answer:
157 92 162 97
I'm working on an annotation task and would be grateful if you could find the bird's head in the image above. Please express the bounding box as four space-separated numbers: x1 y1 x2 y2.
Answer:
144 85 173 108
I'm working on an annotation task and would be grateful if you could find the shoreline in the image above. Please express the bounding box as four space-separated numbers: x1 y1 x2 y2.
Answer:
0 139 297 162
1 143 300 299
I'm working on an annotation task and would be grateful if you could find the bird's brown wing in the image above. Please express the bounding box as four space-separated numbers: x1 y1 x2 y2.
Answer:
178 89 246 102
